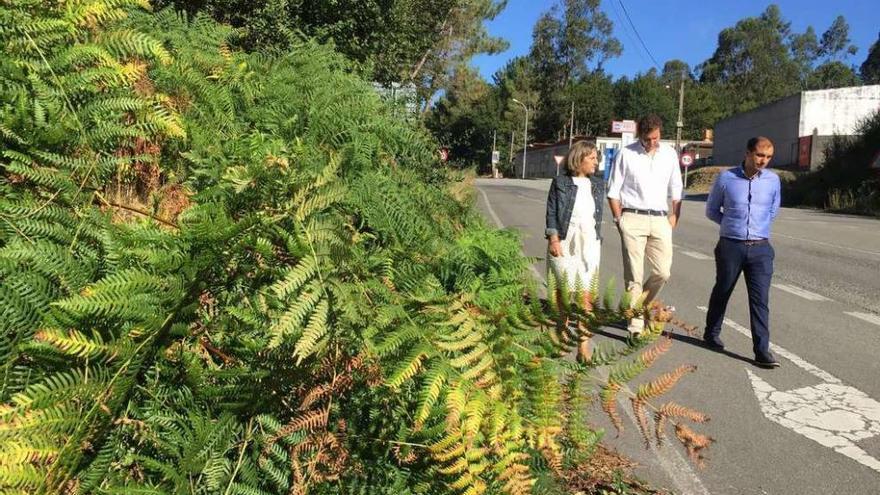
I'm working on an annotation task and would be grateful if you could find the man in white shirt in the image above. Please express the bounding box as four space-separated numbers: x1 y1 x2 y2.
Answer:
606 114 683 336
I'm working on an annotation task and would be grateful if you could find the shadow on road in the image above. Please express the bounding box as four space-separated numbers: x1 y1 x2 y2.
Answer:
591 323 754 365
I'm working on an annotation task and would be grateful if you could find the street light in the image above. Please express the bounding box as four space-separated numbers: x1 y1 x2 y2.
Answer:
512 98 529 179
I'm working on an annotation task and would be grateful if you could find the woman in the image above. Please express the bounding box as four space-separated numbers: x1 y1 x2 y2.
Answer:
544 140 605 361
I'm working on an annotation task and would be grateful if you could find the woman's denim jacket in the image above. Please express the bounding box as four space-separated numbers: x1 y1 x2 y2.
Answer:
545 174 605 241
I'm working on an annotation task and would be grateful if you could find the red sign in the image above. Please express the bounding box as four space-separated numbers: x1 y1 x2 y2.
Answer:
798 136 812 169
680 153 694 167
611 120 637 134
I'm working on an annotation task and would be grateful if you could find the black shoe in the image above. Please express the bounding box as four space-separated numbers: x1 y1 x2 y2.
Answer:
702 334 725 351
755 353 780 368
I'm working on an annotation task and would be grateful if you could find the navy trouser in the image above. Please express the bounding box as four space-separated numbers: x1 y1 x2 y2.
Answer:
704 237 775 357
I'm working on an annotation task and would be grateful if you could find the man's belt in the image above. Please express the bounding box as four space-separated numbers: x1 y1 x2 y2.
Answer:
622 208 667 216
722 237 769 246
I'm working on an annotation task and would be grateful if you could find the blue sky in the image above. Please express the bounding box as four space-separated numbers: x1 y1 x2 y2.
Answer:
471 0 879 81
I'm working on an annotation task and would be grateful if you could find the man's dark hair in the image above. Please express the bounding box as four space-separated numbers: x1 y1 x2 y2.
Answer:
747 136 774 151
637 114 663 137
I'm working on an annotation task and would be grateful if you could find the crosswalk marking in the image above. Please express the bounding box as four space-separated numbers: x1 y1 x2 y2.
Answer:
772 283 831 302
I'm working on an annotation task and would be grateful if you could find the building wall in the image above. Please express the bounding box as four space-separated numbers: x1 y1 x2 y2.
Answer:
713 94 802 167
713 85 880 170
799 85 880 136
800 85 880 168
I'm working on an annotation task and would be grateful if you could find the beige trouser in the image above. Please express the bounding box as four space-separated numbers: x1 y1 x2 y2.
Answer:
618 212 673 334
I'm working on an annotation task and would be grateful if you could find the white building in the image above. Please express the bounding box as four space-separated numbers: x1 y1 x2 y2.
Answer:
713 85 880 170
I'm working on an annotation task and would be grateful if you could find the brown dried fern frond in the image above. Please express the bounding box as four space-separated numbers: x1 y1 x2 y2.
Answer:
600 383 623 434
636 364 697 401
273 408 330 440
630 397 651 448
638 334 672 367
392 442 418 465
540 446 564 475
654 410 669 446
659 402 710 423
287 430 349 493
298 383 332 411
502 470 535 495
647 301 674 323
669 317 700 336
674 423 715 468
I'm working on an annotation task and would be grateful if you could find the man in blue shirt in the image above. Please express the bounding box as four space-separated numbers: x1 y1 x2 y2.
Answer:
703 136 782 368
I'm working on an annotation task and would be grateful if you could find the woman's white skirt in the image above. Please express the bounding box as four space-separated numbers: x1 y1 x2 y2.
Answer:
547 222 601 292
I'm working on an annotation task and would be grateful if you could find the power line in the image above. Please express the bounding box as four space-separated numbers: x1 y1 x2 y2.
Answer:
616 0 662 71
608 0 653 70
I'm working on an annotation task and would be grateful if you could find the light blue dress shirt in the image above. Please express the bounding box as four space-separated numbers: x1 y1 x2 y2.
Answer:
705 165 781 240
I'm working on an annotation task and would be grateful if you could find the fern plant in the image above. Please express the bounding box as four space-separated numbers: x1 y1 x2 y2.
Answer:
0 2 711 494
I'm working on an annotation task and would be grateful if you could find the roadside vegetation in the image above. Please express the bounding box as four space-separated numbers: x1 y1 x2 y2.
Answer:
0 2 712 494
783 111 880 216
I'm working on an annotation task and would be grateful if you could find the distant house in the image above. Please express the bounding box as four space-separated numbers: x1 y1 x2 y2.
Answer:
712 85 880 170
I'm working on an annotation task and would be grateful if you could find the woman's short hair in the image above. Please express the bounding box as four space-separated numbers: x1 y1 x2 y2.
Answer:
565 140 598 176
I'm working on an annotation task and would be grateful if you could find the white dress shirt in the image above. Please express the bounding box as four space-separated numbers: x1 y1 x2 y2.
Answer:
606 141 683 211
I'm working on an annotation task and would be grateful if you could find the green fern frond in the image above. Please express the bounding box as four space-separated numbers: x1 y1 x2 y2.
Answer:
292 298 329 363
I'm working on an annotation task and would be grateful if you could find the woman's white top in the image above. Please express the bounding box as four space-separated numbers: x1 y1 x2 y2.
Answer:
547 176 601 290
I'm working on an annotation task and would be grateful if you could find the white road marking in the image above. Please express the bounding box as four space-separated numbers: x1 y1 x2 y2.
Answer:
680 250 713 261
484 183 708 494
747 372 880 473
696 306 840 384
478 187 505 229
774 232 880 257
697 306 880 473
771 283 831 302
844 312 880 327
477 188 550 286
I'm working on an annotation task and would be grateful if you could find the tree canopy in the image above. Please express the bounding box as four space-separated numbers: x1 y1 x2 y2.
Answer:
427 3 871 171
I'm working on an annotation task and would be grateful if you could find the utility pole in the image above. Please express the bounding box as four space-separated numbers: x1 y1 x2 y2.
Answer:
508 130 515 173
491 130 497 178
675 69 687 188
512 98 529 179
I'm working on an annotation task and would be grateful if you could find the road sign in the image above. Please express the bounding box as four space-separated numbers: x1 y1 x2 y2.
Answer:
611 120 637 134
553 155 565 166
491 150 500 165
680 153 694 167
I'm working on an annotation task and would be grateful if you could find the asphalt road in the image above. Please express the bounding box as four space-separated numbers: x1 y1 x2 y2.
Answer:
475 178 880 495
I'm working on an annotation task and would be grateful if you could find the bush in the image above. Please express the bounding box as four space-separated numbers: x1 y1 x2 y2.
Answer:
782 110 880 214
684 166 729 193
